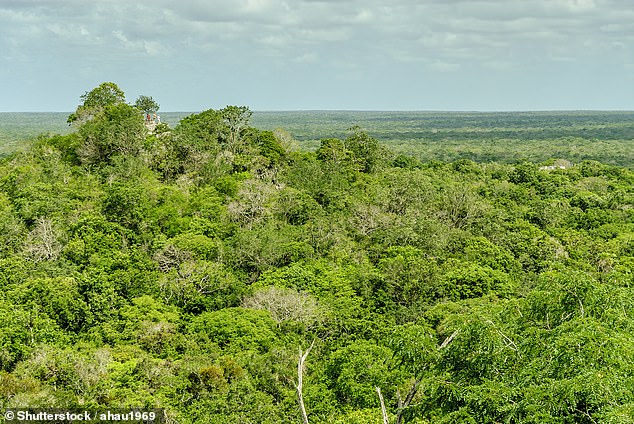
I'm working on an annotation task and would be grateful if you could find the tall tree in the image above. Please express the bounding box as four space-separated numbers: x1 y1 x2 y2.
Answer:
134 95 160 115
221 105 252 150
76 103 146 165
67 82 126 124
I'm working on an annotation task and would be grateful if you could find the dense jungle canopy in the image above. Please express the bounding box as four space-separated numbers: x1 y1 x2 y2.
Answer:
1 83 633 423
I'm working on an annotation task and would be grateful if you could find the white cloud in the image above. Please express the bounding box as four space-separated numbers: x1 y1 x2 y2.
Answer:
0 0 633 110
293 52 319 63
2 0 632 67
428 60 461 72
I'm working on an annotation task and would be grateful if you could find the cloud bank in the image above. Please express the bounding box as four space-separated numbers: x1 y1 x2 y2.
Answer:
1 0 633 110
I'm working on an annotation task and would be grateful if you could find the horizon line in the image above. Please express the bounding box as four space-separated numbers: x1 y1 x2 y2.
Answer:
2 109 634 114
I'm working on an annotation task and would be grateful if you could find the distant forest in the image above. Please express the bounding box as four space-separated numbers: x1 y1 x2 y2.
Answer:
2 109 633 166
0 83 633 423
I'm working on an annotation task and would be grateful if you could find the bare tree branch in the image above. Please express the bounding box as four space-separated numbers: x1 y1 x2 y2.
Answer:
295 340 315 424
376 386 389 424
396 378 421 424
439 330 460 350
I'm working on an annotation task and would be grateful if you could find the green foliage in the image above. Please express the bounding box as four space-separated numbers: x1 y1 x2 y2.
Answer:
372 246 437 312
256 130 286 165
12 277 91 333
157 260 245 314
316 137 358 178
230 222 314 274
77 103 146 165
80 82 126 109
0 300 69 371
6 110 634 166
134 95 160 114
437 260 512 301
344 125 392 173
331 408 386 424
389 323 438 378
462 236 520 274
176 109 223 146
188 308 278 353
220 105 253 147
2 88 634 423
509 162 540 185
326 341 400 408
67 82 126 124
0 192 25 255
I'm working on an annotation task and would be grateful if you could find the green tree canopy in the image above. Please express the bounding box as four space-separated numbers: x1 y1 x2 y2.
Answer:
134 95 160 114
76 102 146 165
67 82 126 124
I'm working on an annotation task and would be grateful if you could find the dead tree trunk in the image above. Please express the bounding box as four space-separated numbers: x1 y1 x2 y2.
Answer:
395 379 421 424
295 340 315 424
376 386 389 424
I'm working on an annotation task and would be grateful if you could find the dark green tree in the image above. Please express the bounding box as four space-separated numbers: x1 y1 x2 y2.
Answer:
76 103 147 165
134 95 160 115
67 82 126 124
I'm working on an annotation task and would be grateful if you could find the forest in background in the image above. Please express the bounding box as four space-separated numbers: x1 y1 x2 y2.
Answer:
0 83 633 423
2 110 633 167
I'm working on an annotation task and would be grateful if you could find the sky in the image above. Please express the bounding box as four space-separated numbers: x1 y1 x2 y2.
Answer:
1 0 634 111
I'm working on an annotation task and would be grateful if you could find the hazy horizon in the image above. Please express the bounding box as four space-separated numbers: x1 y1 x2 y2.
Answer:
2 109 634 114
